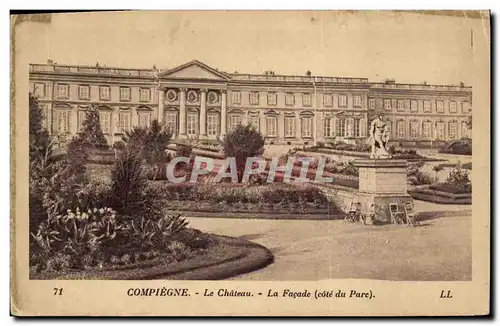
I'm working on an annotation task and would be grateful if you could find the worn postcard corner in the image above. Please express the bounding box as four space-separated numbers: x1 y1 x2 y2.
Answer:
11 10 490 317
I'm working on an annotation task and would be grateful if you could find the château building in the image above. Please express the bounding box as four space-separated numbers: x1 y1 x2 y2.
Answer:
29 60 472 146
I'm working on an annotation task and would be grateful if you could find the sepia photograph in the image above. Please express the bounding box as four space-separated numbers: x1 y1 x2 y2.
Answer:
11 9 490 316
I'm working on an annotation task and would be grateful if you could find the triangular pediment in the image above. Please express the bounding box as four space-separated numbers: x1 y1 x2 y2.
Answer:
159 60 229 80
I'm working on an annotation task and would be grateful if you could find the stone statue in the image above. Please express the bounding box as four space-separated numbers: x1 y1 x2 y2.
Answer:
369 113 392 159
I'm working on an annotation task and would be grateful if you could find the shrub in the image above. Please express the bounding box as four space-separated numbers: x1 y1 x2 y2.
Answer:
407 162 433 185
446 164 470 186
121 120 173 180
221 124 265 182
78 104 108 149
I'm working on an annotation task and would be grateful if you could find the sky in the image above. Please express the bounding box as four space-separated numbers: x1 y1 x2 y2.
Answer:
16 10 487 85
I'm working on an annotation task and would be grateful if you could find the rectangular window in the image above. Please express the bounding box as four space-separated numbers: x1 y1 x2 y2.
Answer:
207 114 219 136
229 115 242 131
100 111 111 134
461 121 469 138
232 91 241 104
323 94 333 107
267 93 277 106
266 116 277 137
118 111 131 133
422 121 432 139
284 116 295 137
436 122 445 139
384 99 392 110
423 100 432 112
138 112 151 127
338 95 347 107
353 95 362 107
368 99 375 110
165 112 177 134
462 101 470 114
436 100 444 113
78 85 90 100
55 110 70 133
301 117 312 138
449 101 457 113
397 121 406 139
411 100 418 112
285 93 295 106
448 121 457 139
404 100 411 111
410 121 419 138
248 115 259 131
353 119 361 137
99 86 110 101
120 87 131 102
34 83 46 98
77 110 86 132
187 113 198 135
139 88 150 102
56 84 69 99
249 92 259 105
302 93 312 106
336 118 346 137
323 118 332 137
397 100 405 111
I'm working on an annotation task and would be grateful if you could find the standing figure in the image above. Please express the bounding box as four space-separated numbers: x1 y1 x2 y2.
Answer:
369 113 392 159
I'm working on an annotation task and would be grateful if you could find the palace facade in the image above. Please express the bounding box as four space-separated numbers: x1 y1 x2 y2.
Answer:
29 60 472 146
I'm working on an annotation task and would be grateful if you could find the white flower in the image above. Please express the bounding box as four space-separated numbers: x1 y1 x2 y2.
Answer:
99 208 105 214
81 213 89 220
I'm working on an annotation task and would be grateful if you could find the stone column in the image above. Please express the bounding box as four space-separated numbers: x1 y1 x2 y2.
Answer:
158 88 164 123
220 90 227 139
179 87 187 137
200 88 207 138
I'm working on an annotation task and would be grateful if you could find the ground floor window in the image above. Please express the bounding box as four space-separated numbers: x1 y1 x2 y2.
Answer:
461 121 469 138
165 111 177 134
410 121 419 138
301 117 313 138
436 122 445 140
266 116 277 137
448 121 457 139
396 121 406 139
229 115 242 131
187 112 198 136
55 110 71 133
323 118 332 137
248 115 259 131
336 118 346 137
118 111 131 133
100 111 111 134
354 119 361 137
207 114 219 136
422 121 432 139
77 110 86 132
138 112 151 128
285 116 295 137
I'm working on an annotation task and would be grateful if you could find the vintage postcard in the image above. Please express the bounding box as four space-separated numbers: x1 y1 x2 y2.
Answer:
11 10 490 316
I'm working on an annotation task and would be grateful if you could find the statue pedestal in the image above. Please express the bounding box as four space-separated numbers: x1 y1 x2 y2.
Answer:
353 159 413 224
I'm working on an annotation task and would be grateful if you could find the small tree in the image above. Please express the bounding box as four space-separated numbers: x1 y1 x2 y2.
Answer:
221 124 265 182
432 164 444 182
79 104 108 148
121 120 173 180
